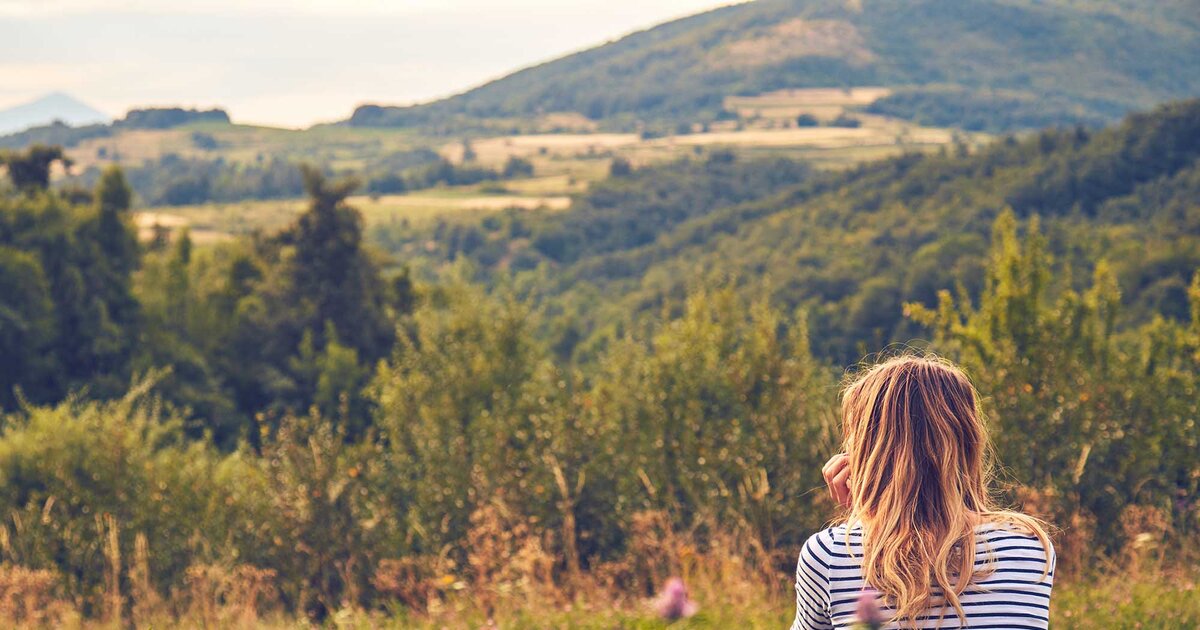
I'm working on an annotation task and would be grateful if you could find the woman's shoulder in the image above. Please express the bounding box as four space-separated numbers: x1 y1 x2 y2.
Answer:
797 524 864 589
801 523 863 563
975 519 1057 573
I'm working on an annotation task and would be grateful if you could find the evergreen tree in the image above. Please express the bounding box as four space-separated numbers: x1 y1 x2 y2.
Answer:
285 165 393 362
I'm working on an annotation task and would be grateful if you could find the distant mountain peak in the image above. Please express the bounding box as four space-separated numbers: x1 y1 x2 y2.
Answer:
0 92 111 135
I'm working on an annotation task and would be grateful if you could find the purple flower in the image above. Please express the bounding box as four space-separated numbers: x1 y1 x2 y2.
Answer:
654 577 699 620
854 589 884 628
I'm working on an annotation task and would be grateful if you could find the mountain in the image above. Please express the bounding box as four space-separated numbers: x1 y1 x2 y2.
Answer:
0 92 110 135
348 0 1200 132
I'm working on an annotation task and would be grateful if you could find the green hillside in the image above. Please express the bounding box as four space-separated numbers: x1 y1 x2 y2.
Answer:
386 98 1200 362
349 0 1200 132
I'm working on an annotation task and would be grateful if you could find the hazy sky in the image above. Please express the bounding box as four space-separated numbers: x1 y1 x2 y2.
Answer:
0 0 738 128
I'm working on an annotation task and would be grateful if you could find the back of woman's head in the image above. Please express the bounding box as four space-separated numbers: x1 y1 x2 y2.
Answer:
840 354 1049 627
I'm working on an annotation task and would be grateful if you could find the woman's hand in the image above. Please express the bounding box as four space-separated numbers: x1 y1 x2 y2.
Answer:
822 453 852 509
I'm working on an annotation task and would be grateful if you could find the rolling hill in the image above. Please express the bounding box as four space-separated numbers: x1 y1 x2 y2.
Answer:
382 98 1200 362
348 0 1200 132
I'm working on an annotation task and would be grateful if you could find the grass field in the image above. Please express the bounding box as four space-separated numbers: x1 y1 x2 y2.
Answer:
135 188 570 243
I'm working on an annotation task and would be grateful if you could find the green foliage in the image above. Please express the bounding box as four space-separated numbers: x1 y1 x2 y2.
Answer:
582 290 832 548
1005 99 1200 216
291 325 372 432
371 283 832 562
124 163 401 441
288 166 393 362
251 414 390 616
0 247 55 407
865 85 1110 132
133 230 239 439
81 153 308 206
530 153 808 265
794 114 819 127
365 172 407 195
0 164 140 406
372 284 549 553
409 159 501 189
502 156 534 178
907 210 1200 551
0 384 262 614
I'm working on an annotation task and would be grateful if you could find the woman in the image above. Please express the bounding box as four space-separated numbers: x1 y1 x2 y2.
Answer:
792 355 1055 629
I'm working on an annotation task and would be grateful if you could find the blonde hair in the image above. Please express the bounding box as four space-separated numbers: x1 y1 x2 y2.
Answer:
839 354 1050 628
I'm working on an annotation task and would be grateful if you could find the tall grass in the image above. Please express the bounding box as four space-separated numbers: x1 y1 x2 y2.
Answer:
2 500 1196 628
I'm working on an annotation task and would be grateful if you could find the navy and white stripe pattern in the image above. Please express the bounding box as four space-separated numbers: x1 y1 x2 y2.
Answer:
791 523 1055 629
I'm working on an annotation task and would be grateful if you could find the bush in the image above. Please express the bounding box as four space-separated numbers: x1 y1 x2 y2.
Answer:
502 156 534 178
0 381 266 615
609 157 633 177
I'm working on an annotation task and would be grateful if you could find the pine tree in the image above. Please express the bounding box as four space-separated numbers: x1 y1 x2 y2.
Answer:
286 165 393 362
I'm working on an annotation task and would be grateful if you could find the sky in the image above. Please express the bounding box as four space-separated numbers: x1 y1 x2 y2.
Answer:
0 0 738 128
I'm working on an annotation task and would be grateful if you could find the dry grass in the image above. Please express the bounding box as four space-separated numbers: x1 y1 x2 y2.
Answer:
178 564 279 628
1 511 1196 629
724 86 891 122
0 565 77 628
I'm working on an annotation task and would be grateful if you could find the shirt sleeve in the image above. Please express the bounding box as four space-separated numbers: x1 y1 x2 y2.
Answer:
791 533 833 630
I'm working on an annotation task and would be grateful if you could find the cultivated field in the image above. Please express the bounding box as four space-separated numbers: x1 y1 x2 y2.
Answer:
442 114 978 175
112 86 979 245
724 86 892 121
135 189 570 243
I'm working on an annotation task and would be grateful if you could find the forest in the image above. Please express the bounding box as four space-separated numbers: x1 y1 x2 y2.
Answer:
0 99 1197 627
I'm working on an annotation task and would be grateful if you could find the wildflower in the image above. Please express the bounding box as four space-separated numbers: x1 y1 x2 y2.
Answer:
653 576 698 620
854 589 884 629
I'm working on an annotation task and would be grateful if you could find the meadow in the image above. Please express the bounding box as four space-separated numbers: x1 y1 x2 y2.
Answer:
2 88 1198 630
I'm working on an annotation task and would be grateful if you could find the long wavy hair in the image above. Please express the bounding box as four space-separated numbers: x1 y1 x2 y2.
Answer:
839 354 1050 627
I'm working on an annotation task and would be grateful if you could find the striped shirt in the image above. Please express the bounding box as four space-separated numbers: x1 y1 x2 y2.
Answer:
791 523 1055 630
